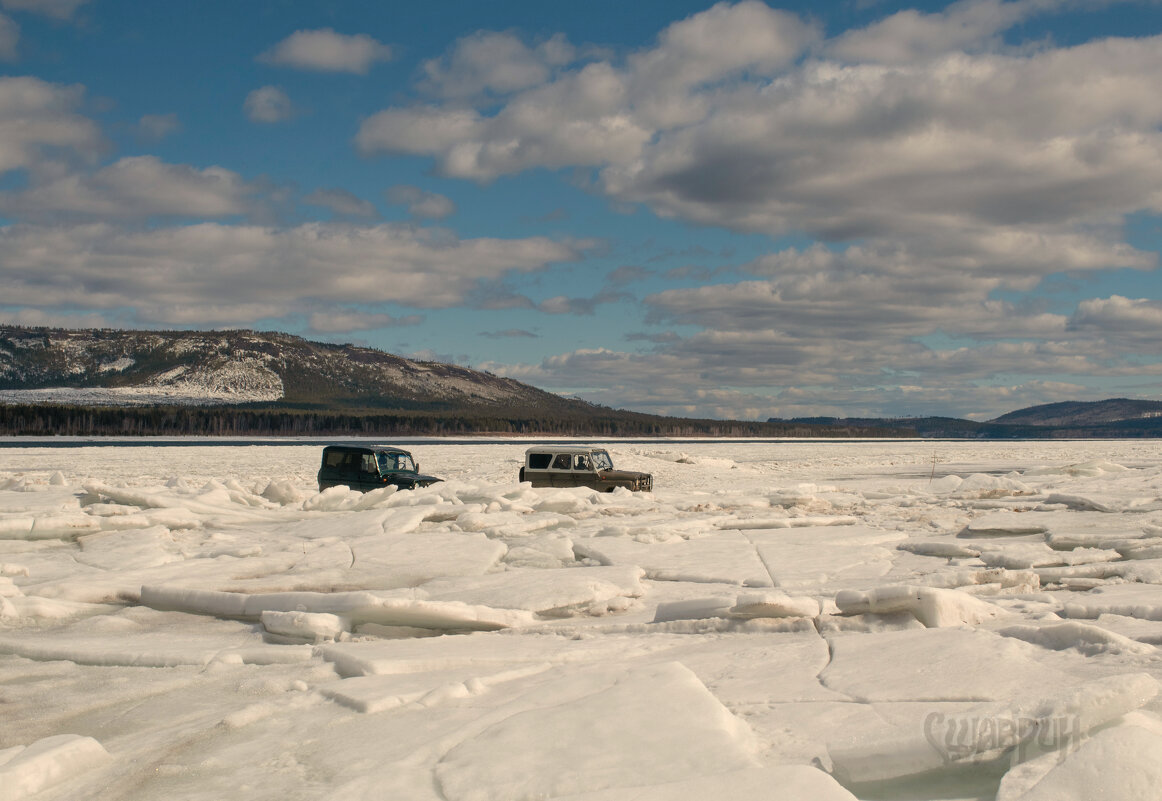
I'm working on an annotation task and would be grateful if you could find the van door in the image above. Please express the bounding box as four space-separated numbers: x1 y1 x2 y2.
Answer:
573 454 599 489
549 453 574 487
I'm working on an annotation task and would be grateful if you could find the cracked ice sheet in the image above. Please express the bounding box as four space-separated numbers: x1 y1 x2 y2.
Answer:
748 524 906 591
433 661 760 801
6 440 1162 801
573 529 773 587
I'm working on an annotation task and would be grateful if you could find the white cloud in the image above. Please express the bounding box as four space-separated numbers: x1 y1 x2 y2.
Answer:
1069 295 1162 348
356 7 1162 251
304 188 378 218
135 113 180 142
420 31 576 100
356 3 817 178
308 310 421 333
385 185 456 219
258 28 392 74
825 0 1052 64
0 76 104 174
0 221 582 325
244 85 294 123
0 156 257 221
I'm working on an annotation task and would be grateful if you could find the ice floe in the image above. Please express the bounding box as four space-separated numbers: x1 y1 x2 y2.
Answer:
4 439 1162 800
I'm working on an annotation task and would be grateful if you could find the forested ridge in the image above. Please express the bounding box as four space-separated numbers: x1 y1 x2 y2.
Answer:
0 403 906 438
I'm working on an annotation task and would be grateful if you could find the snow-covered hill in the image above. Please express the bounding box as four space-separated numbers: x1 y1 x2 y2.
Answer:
0 326 568 410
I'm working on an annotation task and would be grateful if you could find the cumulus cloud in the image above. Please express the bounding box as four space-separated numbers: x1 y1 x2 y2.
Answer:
0 156 258 221
308 310 421 333
258 28 392 74
244 85 294 123
386 185 456 219
0 221 582 325
825 0 1051 64
304 188 378 218
0 76 104 174
134 113 180 142
356 4 1162 246
420 31 576 99
1069 295 1162 348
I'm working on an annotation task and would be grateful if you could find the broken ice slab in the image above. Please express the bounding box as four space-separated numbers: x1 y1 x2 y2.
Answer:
961 512 1048 537
835 584 1006 628
1059 583 1162 621
139 585 536 630
829 673 1158 785
434 662 759 801
0 734 111 801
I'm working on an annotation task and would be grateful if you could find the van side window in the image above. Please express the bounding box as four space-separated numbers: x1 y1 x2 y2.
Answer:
528 453 552 469
325 450 346 468
574 455 591 470
551 454 571 470
361 454 378 474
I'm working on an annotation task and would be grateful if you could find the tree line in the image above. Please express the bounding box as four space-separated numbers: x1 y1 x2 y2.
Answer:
0 403 907 438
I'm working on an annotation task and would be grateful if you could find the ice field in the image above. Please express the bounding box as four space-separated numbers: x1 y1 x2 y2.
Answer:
3 438 1162 801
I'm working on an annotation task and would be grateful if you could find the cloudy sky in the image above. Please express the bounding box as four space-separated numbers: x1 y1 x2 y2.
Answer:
1 0 1161 421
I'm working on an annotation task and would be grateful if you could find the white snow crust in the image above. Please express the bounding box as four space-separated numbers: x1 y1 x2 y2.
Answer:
4 438 1162 800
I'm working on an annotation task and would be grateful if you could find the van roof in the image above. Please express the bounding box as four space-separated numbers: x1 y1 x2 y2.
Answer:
524 446 606 455
324 444 411 455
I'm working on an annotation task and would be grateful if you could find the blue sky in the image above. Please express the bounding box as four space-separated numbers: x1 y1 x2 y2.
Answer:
2 0 1161 421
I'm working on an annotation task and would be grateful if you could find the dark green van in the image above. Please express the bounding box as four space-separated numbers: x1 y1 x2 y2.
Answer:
317 444 442 492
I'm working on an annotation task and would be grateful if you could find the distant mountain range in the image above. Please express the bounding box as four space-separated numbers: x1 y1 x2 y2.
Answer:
4 326 1158 439
0 326 898 438
775 398 1162 439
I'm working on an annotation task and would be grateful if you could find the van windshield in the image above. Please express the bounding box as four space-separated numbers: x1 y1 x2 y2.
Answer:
377 452 415 473
592 450 613 471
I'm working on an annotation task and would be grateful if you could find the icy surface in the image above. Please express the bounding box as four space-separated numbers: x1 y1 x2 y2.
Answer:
4 439 1162 800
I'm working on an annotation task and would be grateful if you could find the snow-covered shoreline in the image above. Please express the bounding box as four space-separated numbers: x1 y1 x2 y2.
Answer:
3 440 1162 800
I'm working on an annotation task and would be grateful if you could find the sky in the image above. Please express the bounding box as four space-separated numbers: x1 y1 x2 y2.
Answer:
1 0 1161 422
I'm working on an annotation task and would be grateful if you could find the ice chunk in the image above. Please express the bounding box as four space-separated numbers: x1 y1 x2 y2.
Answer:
729 591 821 619
0 517 34 539
322 663 551 714
978 543 1119 569
434 662 758 801
831 673 1158 785
898 541 982 559
999 720 1162 800
1060 583 1162 621
554 766 857 800
139 585 536 630
749 525 904 591
912 567 1039 594
821 628 1078 703
260 610 348 642
963 512 1048 537
75 526 181 571
1114 538 1162 560
421 566 644 617
835 585 1005 628
951 473 1033 498
576 530 772 587
0 734 110 801
1043 493 1114 512
0 633 313 668
998 621 1156 656
726 515 858 529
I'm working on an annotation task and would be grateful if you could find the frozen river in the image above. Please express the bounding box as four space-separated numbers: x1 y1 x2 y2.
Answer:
3 439 1162 800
